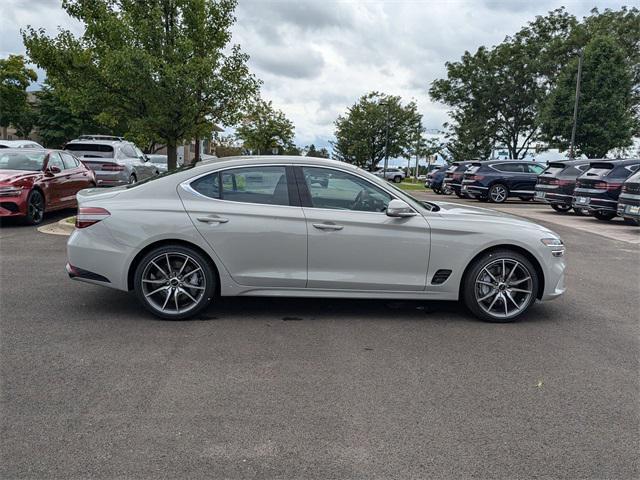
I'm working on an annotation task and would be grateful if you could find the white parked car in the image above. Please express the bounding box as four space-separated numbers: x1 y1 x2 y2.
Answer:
66 156 566 322
0 140 44 149
373 167 406 183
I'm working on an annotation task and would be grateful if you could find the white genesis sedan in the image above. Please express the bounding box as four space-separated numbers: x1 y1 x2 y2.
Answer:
66 156 566 322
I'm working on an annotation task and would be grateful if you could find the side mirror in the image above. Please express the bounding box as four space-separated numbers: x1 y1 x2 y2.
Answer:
47 165 61 175
386 199 417 218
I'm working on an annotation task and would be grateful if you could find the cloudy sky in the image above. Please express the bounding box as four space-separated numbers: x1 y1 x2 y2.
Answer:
0 0 631 150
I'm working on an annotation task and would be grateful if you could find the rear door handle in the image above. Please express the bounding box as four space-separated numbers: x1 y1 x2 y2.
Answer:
312 223 343 231
197 216 229 224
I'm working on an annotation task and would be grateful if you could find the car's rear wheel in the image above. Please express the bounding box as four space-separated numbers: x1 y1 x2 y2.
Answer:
593 210 616 221
551 204 572 213
129 174 137 185
393 176 402 183
24 189 45 225
623 217 639 226
462 249 539 323
134 245 216 320
489 184 508 203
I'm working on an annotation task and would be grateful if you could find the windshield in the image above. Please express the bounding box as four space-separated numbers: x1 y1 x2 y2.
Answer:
0 151 46 171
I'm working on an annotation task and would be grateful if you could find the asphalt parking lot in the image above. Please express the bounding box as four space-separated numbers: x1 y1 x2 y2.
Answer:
1 199 639 479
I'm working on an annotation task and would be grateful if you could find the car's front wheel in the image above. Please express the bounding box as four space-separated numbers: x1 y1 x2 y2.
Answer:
24 189 45 225
462 249 539 322
393 176 402 183
134 245 216 320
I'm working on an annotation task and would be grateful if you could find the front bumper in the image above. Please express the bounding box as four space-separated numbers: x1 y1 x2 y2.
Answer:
0 189 28 218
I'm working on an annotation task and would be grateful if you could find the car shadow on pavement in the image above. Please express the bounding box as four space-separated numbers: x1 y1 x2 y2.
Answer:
0 208 76 228
75 287 557 325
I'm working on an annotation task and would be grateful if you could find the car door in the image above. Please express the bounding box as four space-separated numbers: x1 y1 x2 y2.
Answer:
297 166 430 291
134 147 156 179
60 153 89 204
41 153 68 209
178 165 308 287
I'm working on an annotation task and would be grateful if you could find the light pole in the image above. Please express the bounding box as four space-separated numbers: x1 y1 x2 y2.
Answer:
380 100 390 178
569 50 583 159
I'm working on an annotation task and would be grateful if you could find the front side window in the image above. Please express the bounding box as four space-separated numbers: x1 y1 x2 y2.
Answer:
221 166 290 206
302 167 392 212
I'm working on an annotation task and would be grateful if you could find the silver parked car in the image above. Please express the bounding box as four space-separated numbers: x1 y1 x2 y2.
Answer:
66 156 566 322
0 140 44 149
64 135 159 186
374 167 406 183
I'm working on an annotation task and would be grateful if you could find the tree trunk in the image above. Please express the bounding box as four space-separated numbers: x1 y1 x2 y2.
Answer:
194 136 201 164
167 142 178 171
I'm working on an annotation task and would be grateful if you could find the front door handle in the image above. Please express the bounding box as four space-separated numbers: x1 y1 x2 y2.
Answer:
197 216 229 224
312 223 343 231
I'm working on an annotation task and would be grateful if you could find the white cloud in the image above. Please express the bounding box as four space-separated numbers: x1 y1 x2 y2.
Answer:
1 0 630 149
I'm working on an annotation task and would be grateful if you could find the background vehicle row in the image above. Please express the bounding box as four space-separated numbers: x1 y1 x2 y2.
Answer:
461 160 545 203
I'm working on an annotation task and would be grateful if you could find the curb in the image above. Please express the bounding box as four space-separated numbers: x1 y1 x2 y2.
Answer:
37 217 75 236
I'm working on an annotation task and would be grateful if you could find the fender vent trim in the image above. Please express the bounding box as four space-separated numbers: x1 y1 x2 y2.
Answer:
432 269 452 285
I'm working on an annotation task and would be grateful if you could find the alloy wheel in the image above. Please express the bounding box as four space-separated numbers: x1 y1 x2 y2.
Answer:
141 252 207 315
474 258 533 320
28 191 44 224
489 185 508 203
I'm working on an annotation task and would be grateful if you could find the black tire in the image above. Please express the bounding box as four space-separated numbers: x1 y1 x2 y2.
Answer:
455 191 467 199
462 249 539 323
134 245 216 320
489 184 509 203
24 189 45 225
519 196 533 201
129 174 137 185
573 207 589 216
623 217 639 226
593 210 616 221
393 176 402 183
551 203 572 213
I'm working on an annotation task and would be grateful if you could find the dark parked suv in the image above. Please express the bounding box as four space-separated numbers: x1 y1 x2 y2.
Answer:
443 161 473 198
616 170 640 226
462 160 546 203
535 160 590 214
573 159 640 222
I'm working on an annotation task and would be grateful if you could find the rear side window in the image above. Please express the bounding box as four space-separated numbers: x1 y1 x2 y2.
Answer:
61 153 78 169
493 163 524 173
542 166 564 176
65 143 114 158
527 164 545 174
466 166 480 174
221 166 290 206
584 167 613 177
191 173 220 199
120 144 137 158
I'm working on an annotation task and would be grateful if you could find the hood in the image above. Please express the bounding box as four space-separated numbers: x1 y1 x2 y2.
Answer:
0 169 40 184
433 200 556 234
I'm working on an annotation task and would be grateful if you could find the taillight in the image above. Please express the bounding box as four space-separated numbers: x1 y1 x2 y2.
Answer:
76 207 110 228
622 185 628 193
593 182 607 189
101 164 125 171
605 182 622 190
469 175 484 181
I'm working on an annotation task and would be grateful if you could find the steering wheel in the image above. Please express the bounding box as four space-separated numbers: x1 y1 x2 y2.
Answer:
351 189 370 210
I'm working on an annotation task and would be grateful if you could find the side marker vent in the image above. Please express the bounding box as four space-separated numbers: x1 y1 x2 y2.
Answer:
432 269 452 285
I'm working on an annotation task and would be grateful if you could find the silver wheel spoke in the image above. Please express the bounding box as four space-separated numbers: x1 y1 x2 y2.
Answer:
145 285 168 297
510 287 531 294
185 285 205 291
477 280 495 287
503 294 508 315
177 256 190 276
478 290 496 302
179 287 198 303
184 266 202 278
505 291 520 309
506 262 519 282
509 276 531 286
174 288 179 312
482 267 498 283
151 260 168 278
502 259 506 279
161 288 172 310
143 278 166 284
166 254 172 274
487 293 500 312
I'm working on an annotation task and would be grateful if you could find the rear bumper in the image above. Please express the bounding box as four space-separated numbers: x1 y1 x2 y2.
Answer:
92 170 129 187
572 188 619 212
617 193 640 220
534 186 573 206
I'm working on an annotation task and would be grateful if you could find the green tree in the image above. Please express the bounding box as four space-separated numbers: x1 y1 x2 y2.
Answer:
23 0 259 170
332 92 422 170
235 99 295 154
34 84 110 148
540 36 636 158
0 55 37 138
305 144 330 158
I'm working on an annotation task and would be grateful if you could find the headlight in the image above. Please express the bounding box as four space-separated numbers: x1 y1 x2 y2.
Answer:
0 186 23 197
541 237 565 257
